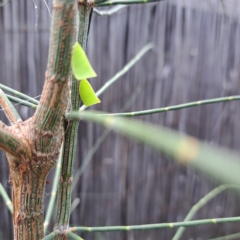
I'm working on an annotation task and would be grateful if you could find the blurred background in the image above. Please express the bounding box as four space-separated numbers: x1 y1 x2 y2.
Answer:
1 0 240 239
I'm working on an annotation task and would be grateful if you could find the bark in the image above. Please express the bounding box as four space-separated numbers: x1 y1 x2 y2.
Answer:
1 0 78 239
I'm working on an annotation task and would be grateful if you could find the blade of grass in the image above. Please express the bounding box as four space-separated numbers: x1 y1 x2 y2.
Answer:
172 184 240 240
80 43 153 110
103 96 240 117
66 110 240 186
69 216 240 232
0 183 12 212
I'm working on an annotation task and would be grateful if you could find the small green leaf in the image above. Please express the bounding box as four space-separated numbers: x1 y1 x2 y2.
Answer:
72 42 97 80
79 79 101 107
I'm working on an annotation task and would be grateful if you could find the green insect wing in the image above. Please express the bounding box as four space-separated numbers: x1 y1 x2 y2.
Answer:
79 79 101 107
71 42 97 80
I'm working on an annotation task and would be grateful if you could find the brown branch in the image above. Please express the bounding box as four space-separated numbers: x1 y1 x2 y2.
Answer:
0 89 22 124
0 121 29 158
32 0 78 143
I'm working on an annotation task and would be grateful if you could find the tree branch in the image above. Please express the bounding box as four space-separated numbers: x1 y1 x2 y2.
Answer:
32 0 77 139
0 89 22 124
0 121 29 157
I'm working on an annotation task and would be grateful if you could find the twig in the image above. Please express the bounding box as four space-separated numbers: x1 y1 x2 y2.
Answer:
102 96 240 117
0 183 12 212
96 0 164 7
0 89 22 124
93 5 127 16
44 147 63 234
66 110 240 186
0 83 39 105
6 94 38 109
69 216 240 232
209 232 240 240
67 231 84 240
80 43 154 110
42 230 59 240
172 184 240 240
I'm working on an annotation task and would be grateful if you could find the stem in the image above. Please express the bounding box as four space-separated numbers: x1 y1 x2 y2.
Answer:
102 96 240 117
69 216 240 232
42 231 59 240
0 89 22 124
93 5 127 16
80 43 154 110
67 111 240 186
44 147 63 234
0 83 39 105
96 0 164 7
172 184 240 240
209 232 240 240
6 94 38 110
0 183 12 212
54 2 92 233
67 232 84 240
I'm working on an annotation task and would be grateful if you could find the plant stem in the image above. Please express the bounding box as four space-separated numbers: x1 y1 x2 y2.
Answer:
96 0 164 7
6 94 38 109
0 183 12 212
0 83 39 105
102 96 240 117
172 184 240 240
0 89 22 124
54 3 92 233
93 5 127 16
209 232 240 240
67 111 240 186
44 147 63 234
42 231 59 240
69 216 240 232
67 231 84 240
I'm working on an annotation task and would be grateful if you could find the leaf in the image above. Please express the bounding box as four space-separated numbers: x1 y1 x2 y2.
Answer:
71 42 97 80
79 79 101 107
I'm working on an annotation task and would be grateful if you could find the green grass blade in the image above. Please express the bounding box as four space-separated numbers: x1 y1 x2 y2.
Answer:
66 110 240 186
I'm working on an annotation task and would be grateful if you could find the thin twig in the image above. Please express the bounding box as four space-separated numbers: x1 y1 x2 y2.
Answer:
69 216 240 232
209 232 240 240
6 94 38 109
172 184 240 240
67 231 84 240
96 0 164 7
101 96 240 117
42 230 59 240
0 183 12 212
44 147 63 234
93 5 127 16
0 83 39 105
0 89 22 124
80 43 154 110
